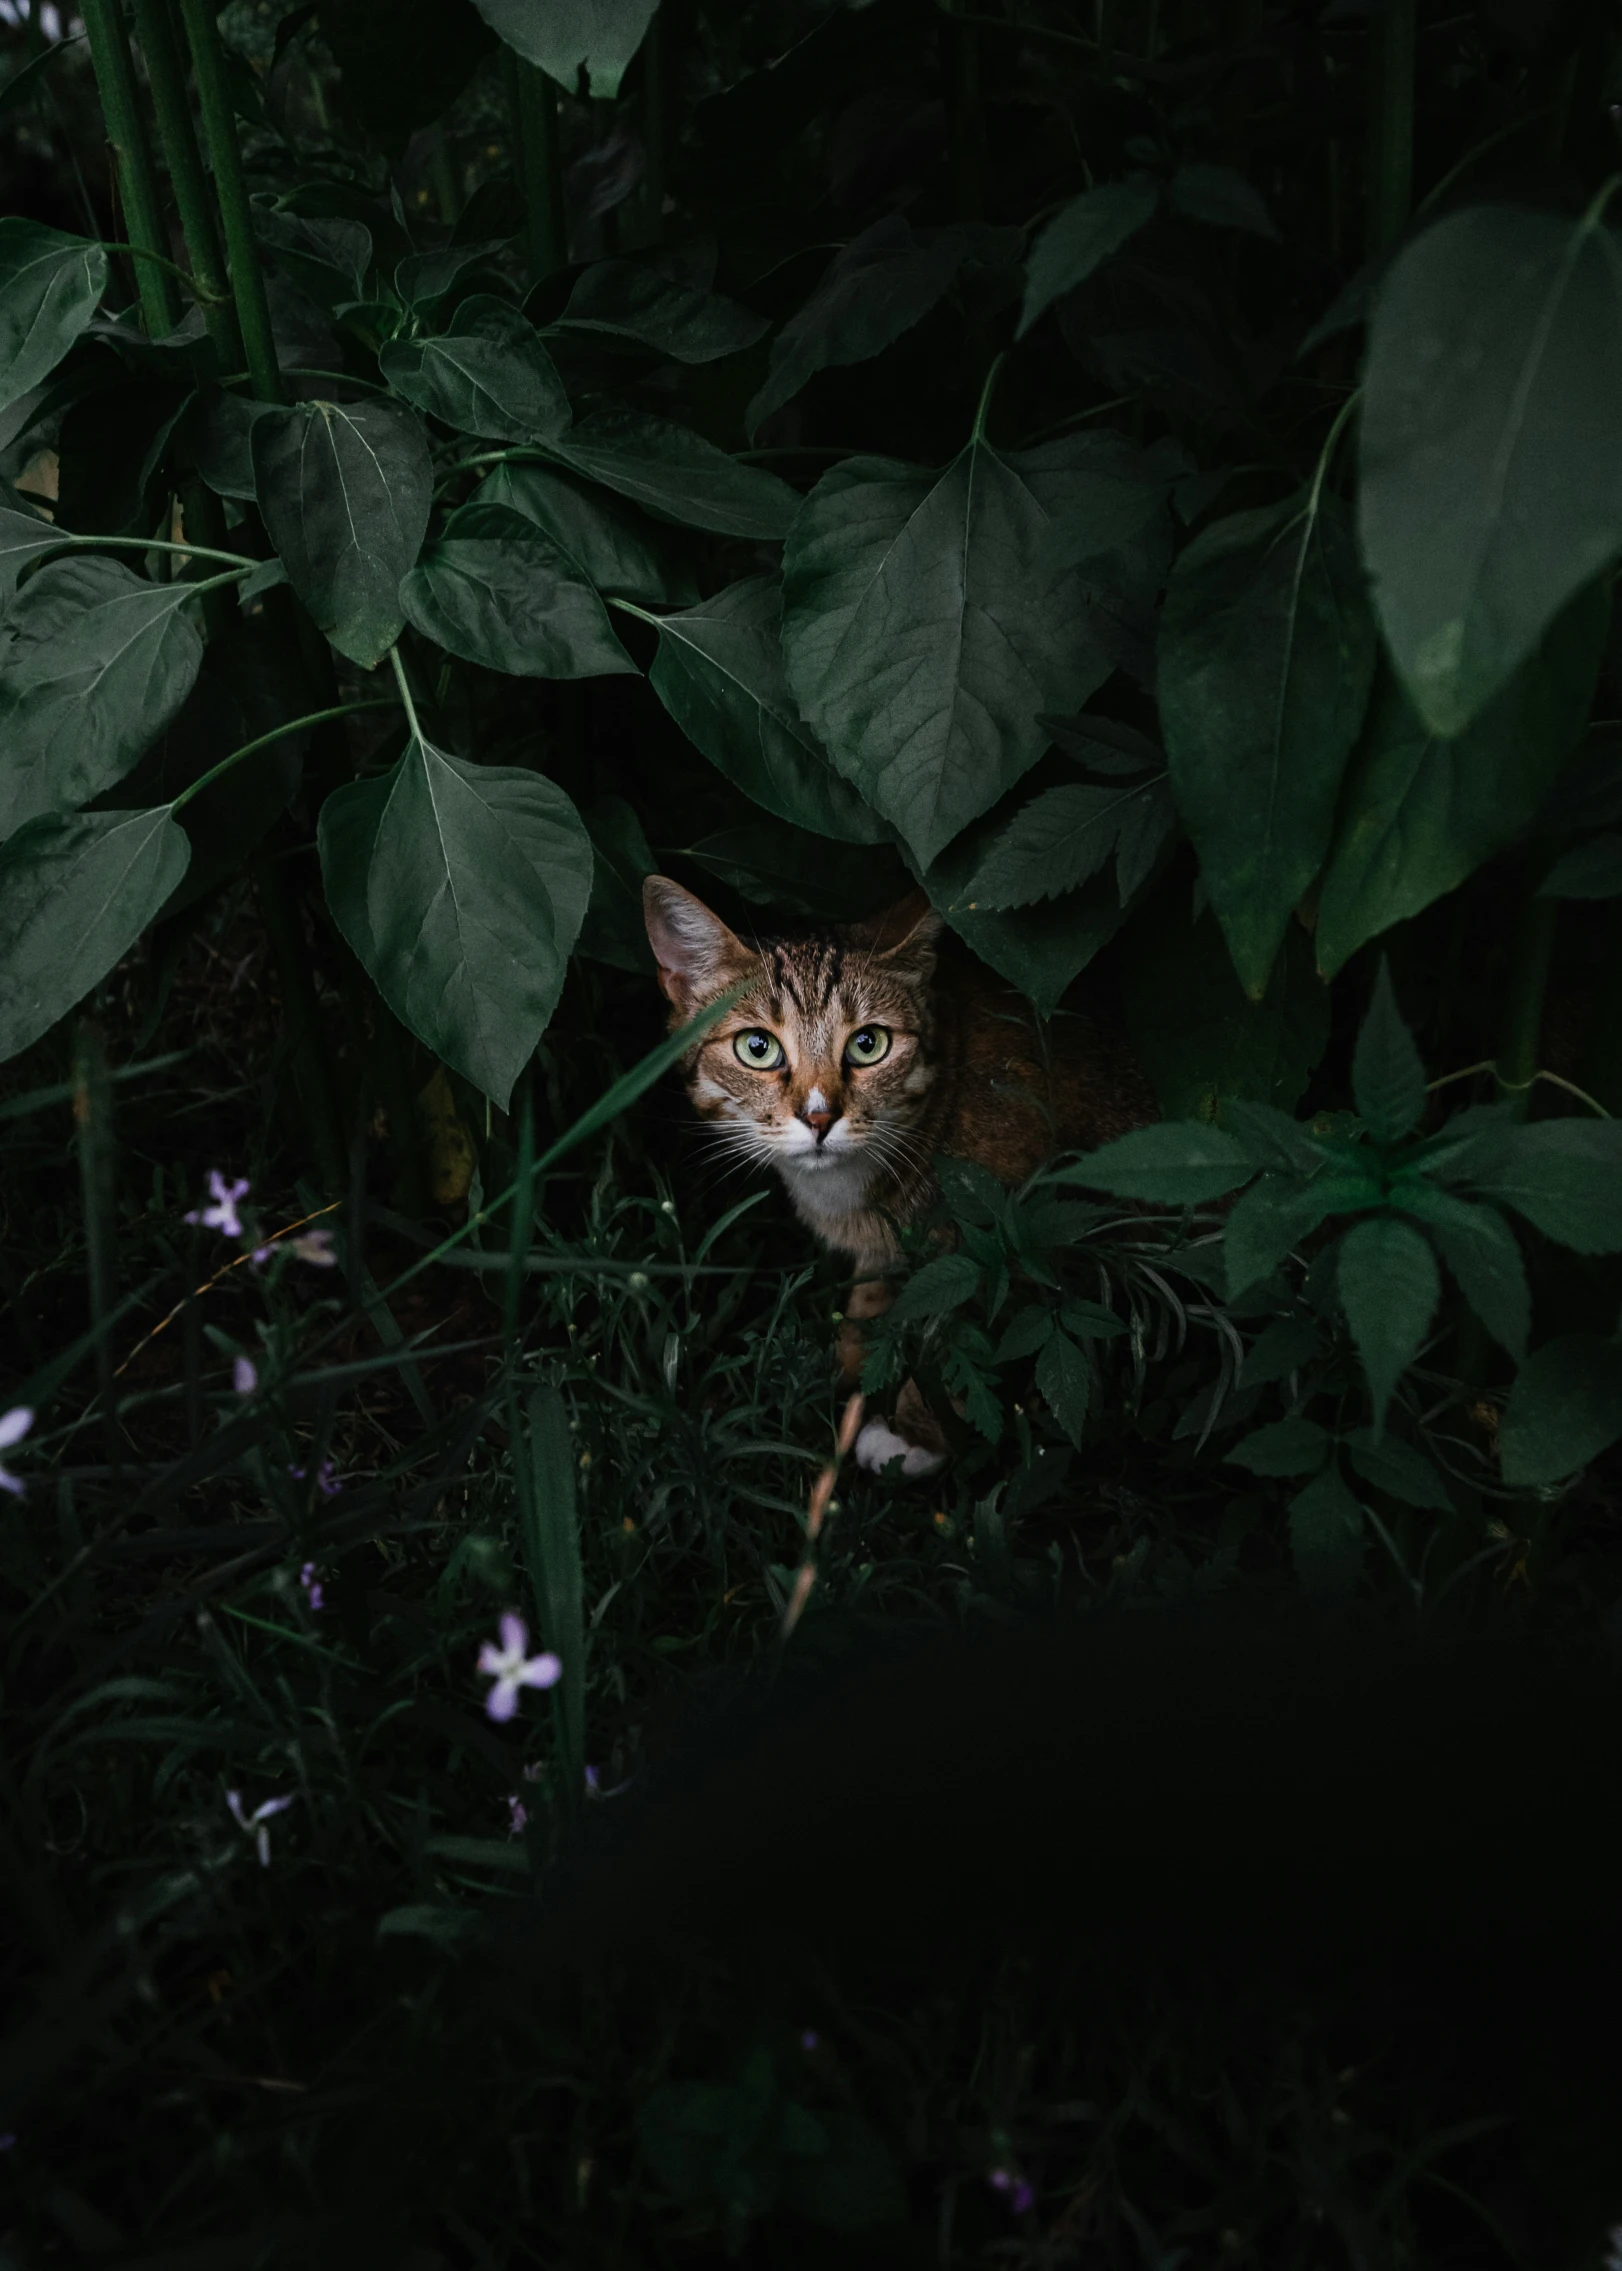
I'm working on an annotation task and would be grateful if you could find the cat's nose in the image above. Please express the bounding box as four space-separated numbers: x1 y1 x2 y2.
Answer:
800 1106 836 1141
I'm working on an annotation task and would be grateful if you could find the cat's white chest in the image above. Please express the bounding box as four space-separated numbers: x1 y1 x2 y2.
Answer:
775 1149 881 1242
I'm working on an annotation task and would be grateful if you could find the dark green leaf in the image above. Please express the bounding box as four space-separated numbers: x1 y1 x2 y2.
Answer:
1124 911 1329 1122
1359 202 1622 737
782 445 1117 866
1219 1098 1330 1177
319 734 592 1107
780 2106 907 2232
520 1385 584 1785
252 398 432 667
1237 1313 1322 1386
1036 1327 1090 1447
1539 832 1622 900
1456 1120 1622 1252
1007 428 1174 570
465 0 658 97
1343 1426 1452 1510
0 220 107 415
1498 1334 1622 1485
683 818 903 922
0 807 191 1063
1019 179 1159 338
1226 1416 1330 1476
1336 1215 1439 1433
578 793 655 972
1061 1121 1256 1203
644 577 887 845
399 500 633 678
936 772 1173 911
1159 494 1375 995
1351 959 1426 1142
540 408 798 540
393 240 507 310
995 1304 1055 1362
1225 1172 1380 1297
751 217 982 432
1390 1180 1529 1358
478 460 694 603
0 497 61 606
1315 587 1609 974
0 557 204 839
1168 162 1279 240
550 259 766 363
1288 1462 1364 1601
888 1252 981 1322
919 825 1138 1014
380 295 571 443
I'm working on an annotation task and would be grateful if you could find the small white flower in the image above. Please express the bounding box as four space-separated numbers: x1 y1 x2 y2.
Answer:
0 1406 33 1497
477 1613 561 1723
233 1357 257 1396
226 1787 295 1867
186 1171 250 1241
289 1228 337 1267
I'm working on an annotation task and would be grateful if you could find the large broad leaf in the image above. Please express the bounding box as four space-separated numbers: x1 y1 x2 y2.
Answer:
465 0 657 97
1499 1334 1622 1486
548 260 766 364
0 498 60 606
781 443 1119 867
479 460 693 603
1009 429 1175 570
319 736 593 1108
252 398 433 667
1123 912 1329 1122
642 577 885 844
0 221 107 416
380 295 571 443
749 217 985 434
399 501 634 678
538 408 798 541
0 557 204 841
1359 201 1622 738
1336 1215 1439 1434
1314 584 1608 976
0 806 190 1063
1158 492 1375 997
1018 179 1159 339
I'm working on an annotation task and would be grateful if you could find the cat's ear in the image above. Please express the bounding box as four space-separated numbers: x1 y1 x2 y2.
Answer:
850 891 943 965
643 877 748 1011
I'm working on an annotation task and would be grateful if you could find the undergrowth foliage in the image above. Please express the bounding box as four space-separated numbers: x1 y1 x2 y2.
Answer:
3 0 1622 2260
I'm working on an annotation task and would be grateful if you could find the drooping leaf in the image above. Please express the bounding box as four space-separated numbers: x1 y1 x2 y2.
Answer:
936 771 1174 912
399 501 634 678
1168 162 1279 240
1035 1326 1090 1447
252 398 433 667
1343 1425 1453 1510
1539 832 1622 899
0 806 191 1063
642 577 886 844
920 838 1134 1014
465 0 658 97
0 497 60 605
1226 1416 1330 1476
1019 179 1159 338
0 220 107 416
1498 1334 1622 1485
1315 585 1609 974
380 295 571 443
1159 492 1375 996
1391 1180 1530 1358
1336 1215 1439 1433
1454 1120 1622 1253
681 816 902 922
578 793 655 971
1288 1462 1364 1601
539 407 798 540
478 460 695 603
1350 960 1426 1143
549 259 766 363
318 735 592 1107
782 443 1117 867
750 217 983 433
1124 912 1329 1122
1224 1172 1380 1297
1358 200 1622 737
1063 1121 1256 1204
889 1252 982 1322
0 556 204 840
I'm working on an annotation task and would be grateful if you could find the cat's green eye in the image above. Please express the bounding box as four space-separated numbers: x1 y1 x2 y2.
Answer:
733 1029 786 1071
844 1026 891 1067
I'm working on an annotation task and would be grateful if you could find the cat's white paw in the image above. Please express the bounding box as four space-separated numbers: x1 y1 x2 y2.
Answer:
855 1419 948 1480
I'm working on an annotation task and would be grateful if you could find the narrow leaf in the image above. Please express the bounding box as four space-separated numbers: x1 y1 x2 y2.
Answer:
1019 179 1159 338
1351 959 1427 1142
1335 1216 1439 1434
1390 1180 1529 1358
1288 1462 1364 1601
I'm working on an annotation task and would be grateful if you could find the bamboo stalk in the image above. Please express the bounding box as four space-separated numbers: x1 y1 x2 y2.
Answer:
1364 0 1416 257
1495 893 1558 1119
128 0 243 371
80 0 181 337
173 0 283 402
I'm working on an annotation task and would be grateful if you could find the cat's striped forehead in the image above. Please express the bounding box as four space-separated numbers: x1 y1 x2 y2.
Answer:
744 933 915 1037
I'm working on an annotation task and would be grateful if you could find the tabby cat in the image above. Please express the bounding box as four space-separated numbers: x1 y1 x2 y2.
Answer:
643 877 1156 1476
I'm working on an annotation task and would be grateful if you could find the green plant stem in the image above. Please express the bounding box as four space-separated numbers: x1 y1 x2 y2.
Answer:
1495 894 1558 1117
251 857 346 1192
81 0 180 337
127 0 243 370
46 531 259 570
174 0 283 403
170 699 400 815
508 51 566 282
96 238 222 300
1365 0 1415 258
388 646 425 741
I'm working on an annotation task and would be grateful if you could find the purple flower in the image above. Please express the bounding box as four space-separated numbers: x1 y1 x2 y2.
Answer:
289 1458 340 1498
299 1563 324 1612
477 1613 561 1723
186 1171 249 1241
584 1764 601 1799
226 1788 294 1867
506 1795 528 1836
0 2132 14 2151
0 1406 34 1497
800 2029 819 2052
233 1357 257 1397
989 2169 1034 2215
